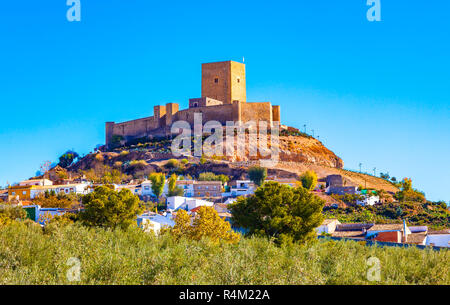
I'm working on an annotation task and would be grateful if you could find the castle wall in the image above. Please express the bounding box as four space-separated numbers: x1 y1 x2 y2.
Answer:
272 105 280 122
240 102 273 124
174 103 237 126
110 116 160 141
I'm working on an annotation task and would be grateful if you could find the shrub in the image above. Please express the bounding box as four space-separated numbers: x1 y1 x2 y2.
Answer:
80 186 143 230
248 166 267 187
230 182 324 245
119 150 129 157
165 159 179 169
168 207 240 244
0 222 448 284
299 170 318 191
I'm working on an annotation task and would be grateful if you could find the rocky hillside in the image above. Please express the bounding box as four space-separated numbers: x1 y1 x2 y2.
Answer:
63 131 398 194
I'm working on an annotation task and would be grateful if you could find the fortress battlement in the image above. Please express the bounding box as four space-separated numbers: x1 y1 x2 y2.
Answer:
106 61 281 148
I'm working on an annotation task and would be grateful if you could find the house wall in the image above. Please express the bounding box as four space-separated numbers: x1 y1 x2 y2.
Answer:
373 231 402 243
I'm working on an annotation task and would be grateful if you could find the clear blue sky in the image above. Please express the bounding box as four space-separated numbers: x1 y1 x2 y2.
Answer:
0 1 449 202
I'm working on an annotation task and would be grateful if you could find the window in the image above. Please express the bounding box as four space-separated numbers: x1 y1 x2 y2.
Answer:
214 78 219 83
23 191 26 195
237 77 240 83
12 192 15 195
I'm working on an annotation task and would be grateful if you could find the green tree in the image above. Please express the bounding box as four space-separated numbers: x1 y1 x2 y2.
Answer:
168 207 240 244
167 173 184 197
230 182 324 245
149 173 166 200
58 150 79 168
80 186 143 230
248 166 267 187
299 170 318 191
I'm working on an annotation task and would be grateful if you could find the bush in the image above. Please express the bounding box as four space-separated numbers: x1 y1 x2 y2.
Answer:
167 207 240 244
198 172 229 184
165 159 179 169
299 170 318 191
230 182 324 245
80 186 143 230
248 166 267 187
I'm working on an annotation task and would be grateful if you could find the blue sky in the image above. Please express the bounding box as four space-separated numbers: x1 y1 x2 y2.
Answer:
0 1 449 202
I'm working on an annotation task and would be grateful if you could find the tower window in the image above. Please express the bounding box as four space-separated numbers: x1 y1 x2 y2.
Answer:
237 77 240 83
214 78 219 83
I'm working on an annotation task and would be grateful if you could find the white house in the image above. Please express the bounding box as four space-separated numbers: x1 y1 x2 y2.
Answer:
115 184 141 196
140 180 169 197
29 183 91 199
166 196 213 211
229 180 256 197
224 198 237 205
357 195 380 206
20 179 53 187
316 219 341 234
425 234 450 248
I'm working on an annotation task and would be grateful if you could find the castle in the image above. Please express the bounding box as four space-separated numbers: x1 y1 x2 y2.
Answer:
105 61 281 148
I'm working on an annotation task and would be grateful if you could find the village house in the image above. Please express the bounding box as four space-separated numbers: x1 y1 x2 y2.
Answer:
29 183 91 199
316 219 341 234
228 180 256 197
193 181 222 198
176 180 195 197
331 223 374 239
356 195 380 206
425 230 450 248
323 174 359 195
366 221 412 243
8 185 33 201
166 196 214 211
137 213 175 235
19 179 53 187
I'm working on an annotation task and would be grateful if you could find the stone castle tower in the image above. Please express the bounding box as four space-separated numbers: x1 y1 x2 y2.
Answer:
202 61 246 104
106 60 280 148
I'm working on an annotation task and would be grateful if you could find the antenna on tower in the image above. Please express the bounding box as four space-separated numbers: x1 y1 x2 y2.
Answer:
242 56 245 63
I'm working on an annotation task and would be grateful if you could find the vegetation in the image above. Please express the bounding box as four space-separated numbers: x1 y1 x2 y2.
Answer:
167 207 240 244
148 173 166 200
80 186 143 230
58 150 79 168
80 165 130 184
198 172 229 184
34 192 80 209
167 174 184 197
299 170 318 191
324 201 449 229
248 166 267 187
0 221 447 285
230 182 325 245
165 159 179 169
